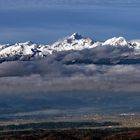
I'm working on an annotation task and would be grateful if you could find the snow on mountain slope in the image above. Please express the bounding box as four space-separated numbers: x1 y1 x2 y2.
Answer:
102 37 130 47
47 33 94 52
0 33 140 64
0 41 42 61
130 40 140 50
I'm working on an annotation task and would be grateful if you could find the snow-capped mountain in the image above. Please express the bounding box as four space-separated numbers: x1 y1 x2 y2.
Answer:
47 33 94 52
0 33 140 64
102 37 130 47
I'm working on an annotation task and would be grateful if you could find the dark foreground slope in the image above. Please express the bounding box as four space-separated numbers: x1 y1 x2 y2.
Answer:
0 128 140 140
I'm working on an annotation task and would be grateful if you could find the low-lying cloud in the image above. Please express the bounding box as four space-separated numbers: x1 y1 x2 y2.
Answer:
0 56 140 93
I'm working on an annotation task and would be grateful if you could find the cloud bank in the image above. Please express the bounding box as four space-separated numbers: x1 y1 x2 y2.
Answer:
0 58 140 93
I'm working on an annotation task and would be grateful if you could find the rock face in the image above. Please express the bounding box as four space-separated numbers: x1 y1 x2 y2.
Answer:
0 33 140 64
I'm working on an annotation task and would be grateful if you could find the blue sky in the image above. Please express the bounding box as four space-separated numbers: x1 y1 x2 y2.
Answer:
0 0 140 44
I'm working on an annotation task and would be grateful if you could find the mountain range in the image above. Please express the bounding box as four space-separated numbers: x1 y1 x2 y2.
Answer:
0 33 140 64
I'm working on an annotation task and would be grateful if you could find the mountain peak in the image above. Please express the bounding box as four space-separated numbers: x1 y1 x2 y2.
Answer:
15 41 34 46
22 41 34 45
103 37 128 47
70 32 83 40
